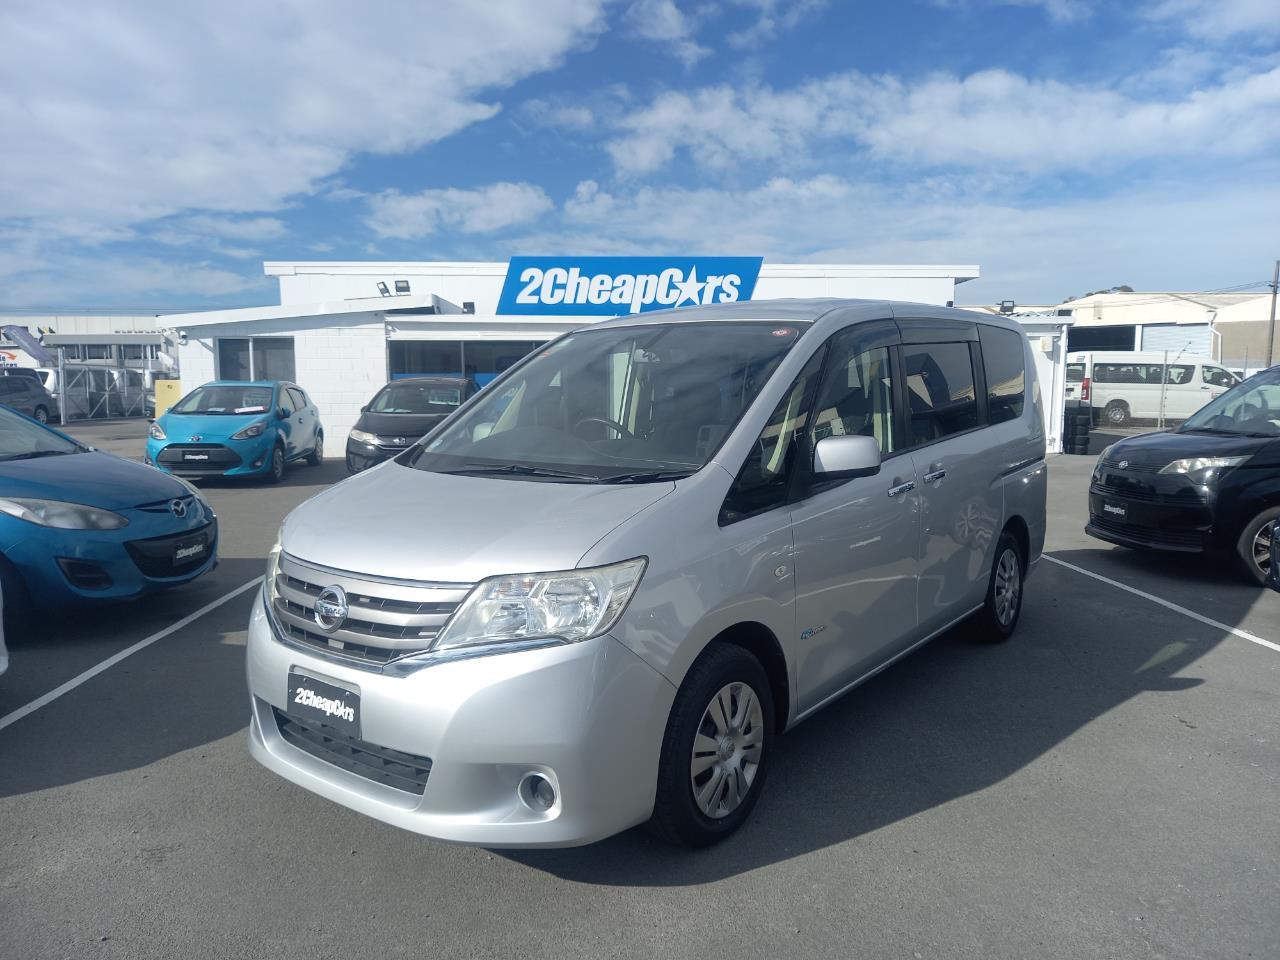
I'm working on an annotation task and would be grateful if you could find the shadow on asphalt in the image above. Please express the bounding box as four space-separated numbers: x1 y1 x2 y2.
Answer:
187 458 350 490
0 556 266 799
506 546 1266 885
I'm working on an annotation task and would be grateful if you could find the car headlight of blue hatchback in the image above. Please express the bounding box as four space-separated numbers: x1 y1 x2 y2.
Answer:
0 497 129 530
231 420 268 440
148 421 166 440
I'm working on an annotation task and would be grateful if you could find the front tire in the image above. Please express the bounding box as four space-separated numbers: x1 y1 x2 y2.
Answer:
1236 507 1280 586
649 644 774 847
32 406 49 424
266 444 285 484
975 531 1025 642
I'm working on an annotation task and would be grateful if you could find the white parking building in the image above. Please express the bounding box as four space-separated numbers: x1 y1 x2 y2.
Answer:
164 258 982 444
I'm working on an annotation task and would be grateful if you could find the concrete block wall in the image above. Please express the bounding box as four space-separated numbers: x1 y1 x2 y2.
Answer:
176 313 388 456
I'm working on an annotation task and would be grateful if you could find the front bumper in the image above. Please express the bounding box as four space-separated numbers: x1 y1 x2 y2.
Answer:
345 437 415 471
1086 483 1215 553
146 435 275 478
246 592 676 847
2 512 218 603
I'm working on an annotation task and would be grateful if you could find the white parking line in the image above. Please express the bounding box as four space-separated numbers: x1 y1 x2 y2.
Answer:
1043 555 1280 654
0 576 263 733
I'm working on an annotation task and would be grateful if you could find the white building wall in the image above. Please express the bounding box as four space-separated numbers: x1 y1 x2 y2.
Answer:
176 312 388 451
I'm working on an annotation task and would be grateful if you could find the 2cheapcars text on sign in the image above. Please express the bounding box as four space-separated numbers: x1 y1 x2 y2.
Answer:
496 256 763 316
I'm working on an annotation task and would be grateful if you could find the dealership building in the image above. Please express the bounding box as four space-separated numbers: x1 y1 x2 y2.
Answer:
163 259 988 444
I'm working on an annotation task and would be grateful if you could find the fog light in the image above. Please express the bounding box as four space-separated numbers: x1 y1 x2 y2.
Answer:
519 773 557 812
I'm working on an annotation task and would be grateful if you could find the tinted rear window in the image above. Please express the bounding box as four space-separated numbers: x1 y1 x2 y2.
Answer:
979 325 1025 424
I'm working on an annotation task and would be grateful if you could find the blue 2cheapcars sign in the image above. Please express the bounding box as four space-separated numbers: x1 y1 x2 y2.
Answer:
497 256 763 316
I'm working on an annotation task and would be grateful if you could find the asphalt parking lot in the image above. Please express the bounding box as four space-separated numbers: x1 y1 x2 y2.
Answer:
2 421 1277 960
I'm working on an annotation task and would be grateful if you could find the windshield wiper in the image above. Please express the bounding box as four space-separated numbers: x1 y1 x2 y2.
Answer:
598 470 694 484
444 462 602 481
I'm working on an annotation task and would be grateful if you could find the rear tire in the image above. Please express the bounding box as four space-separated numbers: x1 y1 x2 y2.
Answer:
1103 401 1130 426
1236 507 1280 586
307 432 323 466
266 445 286 484
649 644 774 847
975 531 1025 642
32 406 49 425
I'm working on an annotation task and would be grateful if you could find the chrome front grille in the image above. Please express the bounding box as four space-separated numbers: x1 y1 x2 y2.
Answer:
271 553 470 668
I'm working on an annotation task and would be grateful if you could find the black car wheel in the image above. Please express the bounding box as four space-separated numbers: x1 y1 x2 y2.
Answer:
1236 506 1280 586
266 445 286 484
974 530 1025 642
32 406 49 424
307 432 324 466
649 643 774 847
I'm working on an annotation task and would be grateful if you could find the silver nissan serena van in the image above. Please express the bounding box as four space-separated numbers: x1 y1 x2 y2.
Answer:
247 299 1047 848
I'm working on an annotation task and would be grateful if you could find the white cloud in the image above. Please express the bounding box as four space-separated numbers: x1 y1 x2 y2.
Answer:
604 65 1280 176
365 183 554 239
0 0 607 237
1145 0 1280 40
727 0 829 48
545 173 1280 303
522 99 597 131
931 0 1091 23
624 0 711 66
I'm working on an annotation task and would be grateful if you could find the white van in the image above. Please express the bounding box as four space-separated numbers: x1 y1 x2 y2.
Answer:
1065 351 1240 426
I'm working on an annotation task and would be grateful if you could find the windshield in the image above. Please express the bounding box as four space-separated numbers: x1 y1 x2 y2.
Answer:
0 406 80 461
408 321 809 481
171 384 275 416
1179 367 1280 437
370 381 465 414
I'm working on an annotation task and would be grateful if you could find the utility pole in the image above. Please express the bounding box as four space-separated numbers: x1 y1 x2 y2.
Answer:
1268 259 1279 369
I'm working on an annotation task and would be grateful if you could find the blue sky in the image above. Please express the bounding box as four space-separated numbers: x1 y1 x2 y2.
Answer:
1 0 1277 308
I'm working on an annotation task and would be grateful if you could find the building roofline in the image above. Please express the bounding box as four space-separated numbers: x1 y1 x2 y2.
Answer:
264 260 981 281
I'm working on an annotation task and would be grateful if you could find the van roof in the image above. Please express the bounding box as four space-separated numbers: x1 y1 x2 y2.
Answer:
589 298 1024 333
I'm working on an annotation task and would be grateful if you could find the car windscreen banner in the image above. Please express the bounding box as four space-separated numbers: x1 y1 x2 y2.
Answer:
496 256 764 316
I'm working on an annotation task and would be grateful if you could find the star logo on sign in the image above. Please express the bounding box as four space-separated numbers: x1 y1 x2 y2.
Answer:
672 267 706 307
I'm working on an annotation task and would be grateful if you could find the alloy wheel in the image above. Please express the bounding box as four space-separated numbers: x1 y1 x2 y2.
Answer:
690 681 764 819
993 547 1021 627
1252 522 1273 576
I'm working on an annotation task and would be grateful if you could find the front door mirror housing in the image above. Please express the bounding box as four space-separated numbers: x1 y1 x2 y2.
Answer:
813 434 881 480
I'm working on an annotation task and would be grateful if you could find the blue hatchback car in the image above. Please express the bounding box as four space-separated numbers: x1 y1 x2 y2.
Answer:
146 380 323 482
0 406 217 627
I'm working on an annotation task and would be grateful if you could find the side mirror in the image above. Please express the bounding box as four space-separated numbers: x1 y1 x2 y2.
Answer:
360 404 368 413
813 434 881 480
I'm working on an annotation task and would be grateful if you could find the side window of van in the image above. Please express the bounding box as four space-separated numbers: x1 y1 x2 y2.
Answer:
720 351 824 524
978 325 1025 424
1166 364 1195 385
1065 363 1085 383
809 342 896 455
902 342 980 445
1203 366 1237 387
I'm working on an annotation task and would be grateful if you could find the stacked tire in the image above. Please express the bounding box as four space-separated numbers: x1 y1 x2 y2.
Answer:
1063 404 1092 455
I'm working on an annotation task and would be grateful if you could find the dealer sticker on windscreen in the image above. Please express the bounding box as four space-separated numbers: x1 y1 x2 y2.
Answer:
288 672 360 737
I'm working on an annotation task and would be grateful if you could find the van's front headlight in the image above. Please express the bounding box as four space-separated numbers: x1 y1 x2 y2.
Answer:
431 557 647 653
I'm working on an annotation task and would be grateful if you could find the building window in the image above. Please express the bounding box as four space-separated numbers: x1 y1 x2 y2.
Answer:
84 344 112 360
216 337 296 381
388 340 545 385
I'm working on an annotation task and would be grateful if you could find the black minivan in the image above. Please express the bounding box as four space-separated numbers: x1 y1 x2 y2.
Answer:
346 376 478 472
1087 364 1280 583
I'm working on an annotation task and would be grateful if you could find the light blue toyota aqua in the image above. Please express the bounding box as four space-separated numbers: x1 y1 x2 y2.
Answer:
146 380 323 483
0 405 217 631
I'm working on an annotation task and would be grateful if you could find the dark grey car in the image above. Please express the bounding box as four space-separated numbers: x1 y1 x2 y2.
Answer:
0 375 57 424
